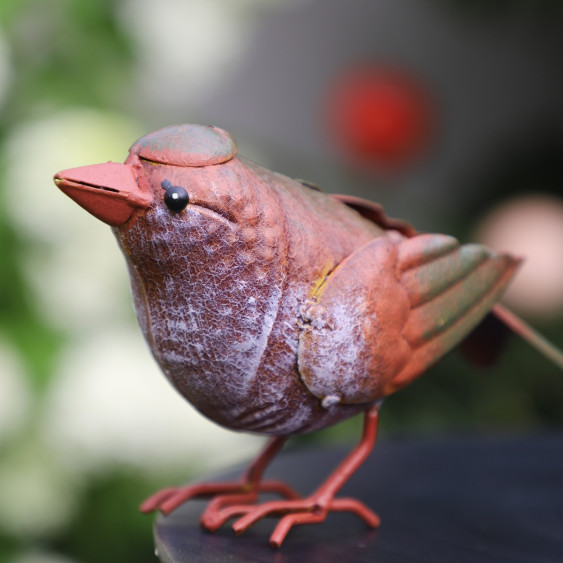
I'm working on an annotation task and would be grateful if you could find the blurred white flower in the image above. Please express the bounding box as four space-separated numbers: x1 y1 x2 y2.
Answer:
0 340 31 444
0 441 79 538
42 325 262 476
475 195 563 318
119 0 294 110
4 109 144 331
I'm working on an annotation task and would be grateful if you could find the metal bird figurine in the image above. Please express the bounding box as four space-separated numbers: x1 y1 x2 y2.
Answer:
53 124 563 548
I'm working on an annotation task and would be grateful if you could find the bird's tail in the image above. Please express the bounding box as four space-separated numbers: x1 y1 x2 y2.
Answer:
491 303 563 370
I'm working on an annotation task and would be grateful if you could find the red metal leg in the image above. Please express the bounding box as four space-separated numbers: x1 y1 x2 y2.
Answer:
142 407 381 548
224 407 381 547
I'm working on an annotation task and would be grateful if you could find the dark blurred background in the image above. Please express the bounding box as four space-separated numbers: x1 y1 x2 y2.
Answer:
0 1 562 562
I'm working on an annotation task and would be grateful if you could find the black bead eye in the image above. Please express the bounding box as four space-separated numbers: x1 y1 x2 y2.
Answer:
162 181 189 213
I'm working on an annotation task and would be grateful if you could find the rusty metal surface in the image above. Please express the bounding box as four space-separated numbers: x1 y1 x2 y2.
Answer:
54 123 520 436
53 124 523 546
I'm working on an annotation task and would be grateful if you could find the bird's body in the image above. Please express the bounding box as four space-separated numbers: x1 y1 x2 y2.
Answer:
54 124 537 547
117 156 384 435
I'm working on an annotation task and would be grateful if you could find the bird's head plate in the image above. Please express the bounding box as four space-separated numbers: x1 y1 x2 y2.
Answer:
129 124 238 167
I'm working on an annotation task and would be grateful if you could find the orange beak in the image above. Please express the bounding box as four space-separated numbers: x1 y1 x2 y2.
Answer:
54 162 153 227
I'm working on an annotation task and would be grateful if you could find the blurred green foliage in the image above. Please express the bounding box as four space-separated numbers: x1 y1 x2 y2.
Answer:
0 3 152 562
1 0 134 120
0 0 134 390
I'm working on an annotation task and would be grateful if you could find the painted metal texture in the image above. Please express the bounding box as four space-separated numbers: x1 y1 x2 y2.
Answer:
54 123 521 547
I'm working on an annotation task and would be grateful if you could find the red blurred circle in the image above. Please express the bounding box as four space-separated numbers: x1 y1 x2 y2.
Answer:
325 65 433 170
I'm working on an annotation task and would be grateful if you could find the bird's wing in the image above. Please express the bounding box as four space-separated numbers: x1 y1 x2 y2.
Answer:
297 233 520 405
333 194 520 369
297 235 412 405
387 233 521 393
331 194 417 237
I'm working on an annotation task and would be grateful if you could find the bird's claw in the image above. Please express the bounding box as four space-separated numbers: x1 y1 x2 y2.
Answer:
140 479 300 517
220 495 380 548
142 481 379 547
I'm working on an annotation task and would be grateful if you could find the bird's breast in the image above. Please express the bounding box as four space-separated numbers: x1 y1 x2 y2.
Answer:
118 203 292 426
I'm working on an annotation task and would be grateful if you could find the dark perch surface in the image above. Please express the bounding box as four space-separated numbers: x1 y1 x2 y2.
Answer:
153 434 563 562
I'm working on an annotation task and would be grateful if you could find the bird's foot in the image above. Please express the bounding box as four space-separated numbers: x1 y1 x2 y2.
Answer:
217 493 380 548
142 409 381 548
140 478 300 517
141 436 295 518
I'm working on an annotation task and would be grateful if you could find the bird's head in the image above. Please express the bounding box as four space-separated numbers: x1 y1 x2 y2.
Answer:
53 124 278 267
53 124 244 229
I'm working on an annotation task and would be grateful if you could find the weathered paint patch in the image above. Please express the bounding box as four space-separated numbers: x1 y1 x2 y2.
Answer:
298 236 411 404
